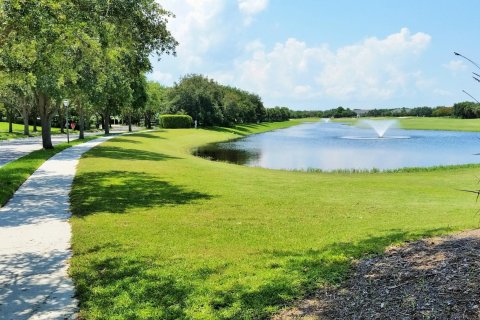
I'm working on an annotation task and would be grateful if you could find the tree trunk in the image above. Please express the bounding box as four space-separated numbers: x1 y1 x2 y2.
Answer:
36 93 54 149
40 114 53 149
128 113 132 132
7 109 13 133
33 108 38 132
78 102 85 139
145 113 152 129
103 111 110 134
22 107 30 136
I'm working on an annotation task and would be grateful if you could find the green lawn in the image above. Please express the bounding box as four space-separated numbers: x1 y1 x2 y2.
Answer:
0 121 62 140
335 116 480 131
69 119 480 319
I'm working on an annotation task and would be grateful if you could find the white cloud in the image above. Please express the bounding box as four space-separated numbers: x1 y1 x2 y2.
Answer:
230 28 432 103
237 0 269 25
158 0 227 70
443 59 467 73
238 0 269 15
149 71 174 83
433 88 453 97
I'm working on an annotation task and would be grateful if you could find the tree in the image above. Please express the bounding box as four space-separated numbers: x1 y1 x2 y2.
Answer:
83 0 177 134
0 103 5 121
145 80 169 128
168 74 222 126
453 101 480 119
167 74 266 127
0 0 177 146
0 1 97 148
432 106 453 117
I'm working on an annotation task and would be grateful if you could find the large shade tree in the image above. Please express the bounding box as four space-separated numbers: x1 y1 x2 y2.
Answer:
0 0 177 147
0 1 105 148
144 80 169 128
167 74 266 127
89 0 177 134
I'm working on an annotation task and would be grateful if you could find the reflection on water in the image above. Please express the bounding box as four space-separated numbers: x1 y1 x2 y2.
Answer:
194 144 261 164
194 122 480 171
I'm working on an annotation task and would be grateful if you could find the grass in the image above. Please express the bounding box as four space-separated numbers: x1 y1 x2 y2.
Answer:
0 136 99 207
334 117 480 132
69 119 480 319
0 121 62 140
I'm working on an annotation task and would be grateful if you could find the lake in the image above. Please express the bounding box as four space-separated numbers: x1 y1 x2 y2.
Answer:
194 121 480 171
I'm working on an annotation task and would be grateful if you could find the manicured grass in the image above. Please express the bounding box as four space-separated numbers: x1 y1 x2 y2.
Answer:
335 117 480 132
69 119 480 319
0 121 62 140
399 117 480 131
0 136 98 207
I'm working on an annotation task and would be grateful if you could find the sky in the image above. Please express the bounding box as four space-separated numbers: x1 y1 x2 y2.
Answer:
149 0 480 110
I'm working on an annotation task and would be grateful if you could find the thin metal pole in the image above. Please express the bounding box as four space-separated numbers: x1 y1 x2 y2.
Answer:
454 52 480 71
66 105 70 144
462 90 480 103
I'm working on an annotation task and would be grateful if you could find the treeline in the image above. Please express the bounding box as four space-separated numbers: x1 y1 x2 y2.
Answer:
165 74 266 126
156 77 372 125
362 106 453 117
361 103 480 118
155 75 356 126
148 74 316 126
452 101 480 118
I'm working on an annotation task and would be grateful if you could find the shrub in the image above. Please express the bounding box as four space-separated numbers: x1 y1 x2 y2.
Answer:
159 114 193 128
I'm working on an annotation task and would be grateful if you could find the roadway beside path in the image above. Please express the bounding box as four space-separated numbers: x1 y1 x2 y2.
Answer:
0 125 141 168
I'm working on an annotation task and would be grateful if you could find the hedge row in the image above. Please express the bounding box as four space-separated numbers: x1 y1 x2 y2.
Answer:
159 114 193 128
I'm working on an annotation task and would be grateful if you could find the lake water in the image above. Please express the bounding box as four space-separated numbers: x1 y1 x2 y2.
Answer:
194 122 480 171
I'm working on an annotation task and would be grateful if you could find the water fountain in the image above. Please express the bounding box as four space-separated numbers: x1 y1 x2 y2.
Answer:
321 118 331 123
361 119 397 138
342 119 410 140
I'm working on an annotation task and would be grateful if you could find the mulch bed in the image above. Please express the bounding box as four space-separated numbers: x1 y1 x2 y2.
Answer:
274 230 480 320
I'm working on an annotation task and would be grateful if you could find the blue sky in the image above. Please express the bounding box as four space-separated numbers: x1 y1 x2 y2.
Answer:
149 0 480 110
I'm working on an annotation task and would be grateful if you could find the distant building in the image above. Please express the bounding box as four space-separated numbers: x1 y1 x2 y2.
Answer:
353 109 369 117
392 108 412 115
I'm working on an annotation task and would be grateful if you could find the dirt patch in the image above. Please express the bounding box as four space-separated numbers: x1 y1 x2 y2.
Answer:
274 230 480 320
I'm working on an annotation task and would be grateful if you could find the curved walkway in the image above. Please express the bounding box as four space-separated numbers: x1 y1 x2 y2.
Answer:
0 136 115 319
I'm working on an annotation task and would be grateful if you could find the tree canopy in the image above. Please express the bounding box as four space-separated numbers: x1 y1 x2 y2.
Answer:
166 74 267 127
0 0 177 147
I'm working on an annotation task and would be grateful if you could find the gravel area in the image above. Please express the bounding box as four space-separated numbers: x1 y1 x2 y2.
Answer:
275 229 480 320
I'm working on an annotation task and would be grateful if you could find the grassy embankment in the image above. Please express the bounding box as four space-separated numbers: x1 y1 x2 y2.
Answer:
0 121 62 140
335 117 480 132
70 118 480 319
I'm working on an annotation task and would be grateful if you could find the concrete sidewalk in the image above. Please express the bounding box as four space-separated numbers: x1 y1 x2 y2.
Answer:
0 135 115 319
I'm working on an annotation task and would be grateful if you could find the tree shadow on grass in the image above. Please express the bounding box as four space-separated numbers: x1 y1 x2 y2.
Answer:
207 123 277 136
107 137 142 144
82 146 181 161
71 171 213 217
207 126 251 136
129 132 166 139
206 227 454 319
72 254 191 320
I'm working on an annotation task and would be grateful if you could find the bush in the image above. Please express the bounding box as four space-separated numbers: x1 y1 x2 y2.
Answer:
432 106 453 117
159 114 193 128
